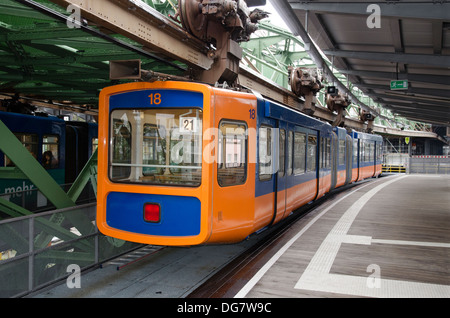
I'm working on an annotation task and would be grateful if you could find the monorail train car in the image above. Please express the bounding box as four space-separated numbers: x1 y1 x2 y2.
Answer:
96 81 383 246
0 111 98 213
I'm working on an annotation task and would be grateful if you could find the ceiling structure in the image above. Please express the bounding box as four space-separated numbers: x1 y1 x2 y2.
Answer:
271 0 450 127
0 0 185 113
0 0 448 135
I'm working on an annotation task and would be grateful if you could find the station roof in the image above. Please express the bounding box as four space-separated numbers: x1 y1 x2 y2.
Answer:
272 0 450 127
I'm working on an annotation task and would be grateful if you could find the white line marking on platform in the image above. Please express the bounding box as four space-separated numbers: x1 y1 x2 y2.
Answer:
234 178 381 298
235 175 450 298
294 175 450 298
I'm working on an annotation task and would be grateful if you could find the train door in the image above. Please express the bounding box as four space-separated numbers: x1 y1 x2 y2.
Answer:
212 90 257 243
273 121 288 223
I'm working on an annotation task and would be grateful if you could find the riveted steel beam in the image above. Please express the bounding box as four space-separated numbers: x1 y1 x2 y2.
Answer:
46 0 213 70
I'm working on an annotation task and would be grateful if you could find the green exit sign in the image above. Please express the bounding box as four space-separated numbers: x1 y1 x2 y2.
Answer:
390 80 408 90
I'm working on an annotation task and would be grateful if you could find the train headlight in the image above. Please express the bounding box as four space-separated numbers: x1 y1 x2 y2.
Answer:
143 203 161 223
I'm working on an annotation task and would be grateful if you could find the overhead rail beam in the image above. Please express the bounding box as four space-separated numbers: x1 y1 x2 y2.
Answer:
44 0 211 70
16 0 188 72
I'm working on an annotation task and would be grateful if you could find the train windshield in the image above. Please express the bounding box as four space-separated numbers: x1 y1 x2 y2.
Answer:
109 108 203 186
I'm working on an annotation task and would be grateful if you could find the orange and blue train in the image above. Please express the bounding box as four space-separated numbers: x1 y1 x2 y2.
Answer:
97 81 382 246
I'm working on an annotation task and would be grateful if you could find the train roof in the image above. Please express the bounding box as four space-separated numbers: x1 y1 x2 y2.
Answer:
349 129 383 141
0 110 64 123
262 96 332 132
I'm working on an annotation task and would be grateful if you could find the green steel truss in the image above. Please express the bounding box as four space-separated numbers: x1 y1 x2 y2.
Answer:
0 0 185 108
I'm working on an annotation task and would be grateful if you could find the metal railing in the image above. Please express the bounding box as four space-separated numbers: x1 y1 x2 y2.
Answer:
410 156 450 175
0 203 140 297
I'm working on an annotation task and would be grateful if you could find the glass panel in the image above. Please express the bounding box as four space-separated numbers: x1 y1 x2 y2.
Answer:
294 132 306 174
279 129 285 176
109 108 203 187
287 131 293 175
217 121 248 187
0 219 30 259
307 135 317 172
0 218 30 297
34 236 96 289
43 135 59 169
339 140 345 166
326 138 331 168
259 126 273 181
0 257 29 297
4 133 38 167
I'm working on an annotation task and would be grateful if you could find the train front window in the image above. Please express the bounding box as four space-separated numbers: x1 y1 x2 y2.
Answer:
109 108 203 187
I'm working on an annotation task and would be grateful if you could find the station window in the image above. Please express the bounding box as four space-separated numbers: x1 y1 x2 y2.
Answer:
294 132 306 174
4 133 38 167
259 125 273 181
42 135 59 169
218 121 247 187
307 135 317 172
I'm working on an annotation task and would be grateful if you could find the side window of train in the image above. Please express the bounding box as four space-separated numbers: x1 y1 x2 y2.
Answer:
327 138 331 168
320 137 324 168
294 132 306 174
218 121 248 187
378 143 383 161
307 135 317 172
339 140 345 166
4 133 38 167
42 135 59 169
360 140 365 162
259 125 273 181
321 137 330 169
279 129 286 177
353 139 358 164
287 131 293 175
